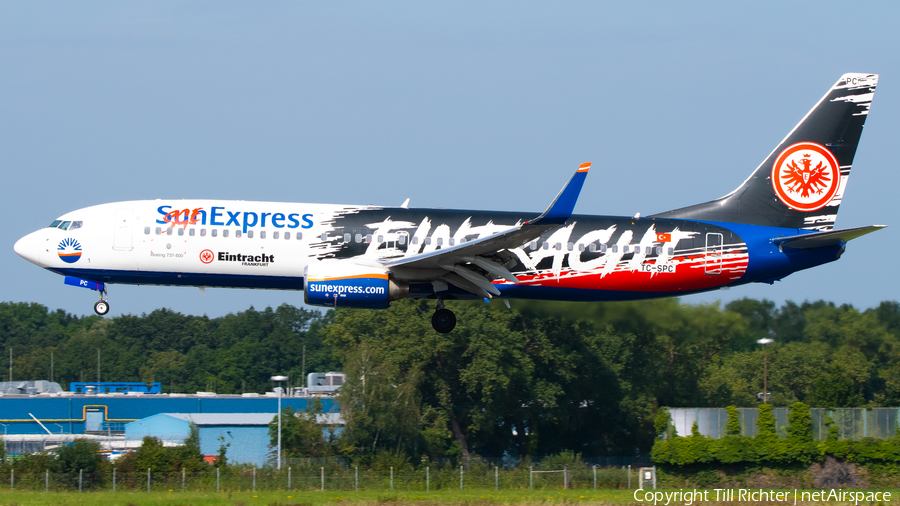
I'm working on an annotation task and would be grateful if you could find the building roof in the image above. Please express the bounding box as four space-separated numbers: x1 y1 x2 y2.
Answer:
158 412 343 426
161 413 275 425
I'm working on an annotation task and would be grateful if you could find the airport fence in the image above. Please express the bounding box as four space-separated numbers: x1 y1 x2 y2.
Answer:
2 464 650 492
668 407 899 441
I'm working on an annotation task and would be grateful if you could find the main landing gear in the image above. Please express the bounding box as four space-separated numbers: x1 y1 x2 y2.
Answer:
431 298 456 333
94 290 110 316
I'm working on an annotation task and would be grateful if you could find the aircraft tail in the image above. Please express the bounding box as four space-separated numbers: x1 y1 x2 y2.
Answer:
653 73 878 231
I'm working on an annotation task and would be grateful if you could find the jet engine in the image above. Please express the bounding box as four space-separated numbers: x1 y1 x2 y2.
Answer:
304 261 408 309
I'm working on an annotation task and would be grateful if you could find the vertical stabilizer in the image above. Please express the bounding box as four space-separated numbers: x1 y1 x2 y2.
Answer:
654 73 878 230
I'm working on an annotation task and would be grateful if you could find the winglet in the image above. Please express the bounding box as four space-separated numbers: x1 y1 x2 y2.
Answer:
529 163 591 225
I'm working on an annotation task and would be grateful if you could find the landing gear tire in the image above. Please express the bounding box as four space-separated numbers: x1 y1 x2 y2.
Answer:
432 308 456 333
94 300 110 316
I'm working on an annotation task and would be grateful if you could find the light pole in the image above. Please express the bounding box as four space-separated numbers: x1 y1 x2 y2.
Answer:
757 338 774 404
271 375 288 470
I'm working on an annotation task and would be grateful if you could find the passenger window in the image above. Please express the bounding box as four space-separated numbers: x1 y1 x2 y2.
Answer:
178 228 184 236
296 232 302 240
589 243 596 252
320 233 327 241
578 244 585 252
212 229 218 237
542 242 549 250
200 229 206 237
70 221 83 230
345 234 352 243
155 227 162 235
425 237 432 245
189 228 195 237
248 230 254 238
567 243 574 251
398 235 406 245
236 230 242 238
366 234 373 243
668 247 674 255
412 237 419 245
530 241 537 250
449 238 455 246
273 231 280 239
59 221 71 230
144 227 150 235
355 234 362 243
623 246 630 253
655 246 662 255
260 231 266 239
555 243 562 251
437 238 443 246
646 246 652 254
49 220 62 228
166 228 173 236
612 245 618 253
601 244 607 253
223 230 229 238
377 235 384 243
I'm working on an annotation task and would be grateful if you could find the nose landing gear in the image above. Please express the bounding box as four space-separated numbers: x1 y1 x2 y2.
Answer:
94 290 110 316
431 298 456 333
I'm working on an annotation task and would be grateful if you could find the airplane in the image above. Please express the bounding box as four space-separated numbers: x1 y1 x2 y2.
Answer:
14 73 885 333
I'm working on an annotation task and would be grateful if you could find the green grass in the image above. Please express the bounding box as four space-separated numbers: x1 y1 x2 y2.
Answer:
0 488 640 506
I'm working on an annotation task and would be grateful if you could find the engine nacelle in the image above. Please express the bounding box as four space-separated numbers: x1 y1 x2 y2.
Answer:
304 261 408 309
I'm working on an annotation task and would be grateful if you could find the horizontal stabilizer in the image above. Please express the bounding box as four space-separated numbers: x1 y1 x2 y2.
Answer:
772 225 886 249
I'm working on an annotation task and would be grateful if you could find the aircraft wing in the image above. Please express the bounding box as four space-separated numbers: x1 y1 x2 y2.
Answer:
381 163 591 298
772 225 887 249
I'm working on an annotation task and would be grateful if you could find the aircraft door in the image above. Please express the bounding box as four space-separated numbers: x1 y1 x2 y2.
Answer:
113 209 133 251
705 232 723 275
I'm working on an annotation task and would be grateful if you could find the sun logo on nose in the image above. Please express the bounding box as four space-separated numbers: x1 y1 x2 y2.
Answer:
57 238 82 264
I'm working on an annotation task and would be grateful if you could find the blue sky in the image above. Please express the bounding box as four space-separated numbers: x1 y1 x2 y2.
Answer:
2 1 898 318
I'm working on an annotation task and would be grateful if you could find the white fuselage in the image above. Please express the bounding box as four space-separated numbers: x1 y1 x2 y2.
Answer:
15 200 351 289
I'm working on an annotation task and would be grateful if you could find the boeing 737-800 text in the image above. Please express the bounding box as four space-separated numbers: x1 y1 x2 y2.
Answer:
14 73 885 333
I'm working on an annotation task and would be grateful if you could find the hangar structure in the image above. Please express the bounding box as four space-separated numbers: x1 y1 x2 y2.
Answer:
124 412 342 466
0 392 336 436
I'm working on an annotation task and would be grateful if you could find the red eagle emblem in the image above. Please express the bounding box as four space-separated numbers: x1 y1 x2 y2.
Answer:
771 142 840 212
199 249 214 264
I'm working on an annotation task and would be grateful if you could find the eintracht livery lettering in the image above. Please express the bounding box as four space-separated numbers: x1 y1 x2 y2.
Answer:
156 205 314 233
217 252 275 267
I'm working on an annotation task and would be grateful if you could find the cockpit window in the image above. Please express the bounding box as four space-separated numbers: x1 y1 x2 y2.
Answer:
58 221 71 230
69 221 83 230
49 220 62 228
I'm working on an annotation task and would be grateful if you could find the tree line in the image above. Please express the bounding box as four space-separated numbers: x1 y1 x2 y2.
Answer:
2 296 900 460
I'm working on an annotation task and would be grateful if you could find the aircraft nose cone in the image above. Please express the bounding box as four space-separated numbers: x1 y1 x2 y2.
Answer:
14 231 44 266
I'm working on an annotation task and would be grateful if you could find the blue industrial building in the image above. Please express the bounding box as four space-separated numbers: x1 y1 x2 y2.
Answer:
125 413 277 466
0 394 336 435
